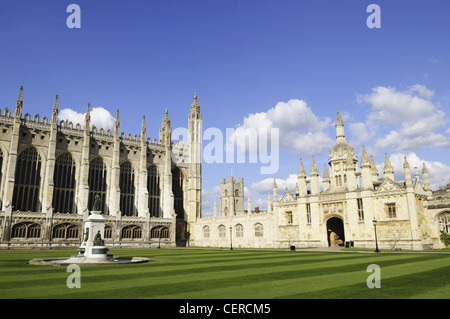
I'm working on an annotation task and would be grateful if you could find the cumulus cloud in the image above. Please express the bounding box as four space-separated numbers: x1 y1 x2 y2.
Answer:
58 106 115 131
228 99 334 157
376 152 450 190
356 84 450 152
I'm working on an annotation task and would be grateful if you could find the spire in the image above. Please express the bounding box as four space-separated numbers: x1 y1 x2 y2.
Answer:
162 108 170 126
323 163 330 179
370 154 379 181
273 179 278 203
190 93 200 114
51 94 59 125
404 156 412 187
335 110 345 139
140 115 146 146
141 115 146 136
298 157 306 177
113 109 120 140
383 152 394 180
115 109 120 129
310 155 318 175
422 162 428 174
403 155 410 169
14 86 23 118
84 102 91 133
384 152 393 171
422 162 431 191
361 145 370 166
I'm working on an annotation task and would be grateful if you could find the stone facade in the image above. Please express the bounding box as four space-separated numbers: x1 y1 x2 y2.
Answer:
0 87 202 248
192 112 450 250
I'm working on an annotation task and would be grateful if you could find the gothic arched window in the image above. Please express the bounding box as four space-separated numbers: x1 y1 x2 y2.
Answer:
120 161 135 216
52 153 76 214
203 226 210 238
439 213 450 234
121 225 141 239
151 226 169 239
254 223 264 237
88 157 107 214
172 167 184 220
52 223 79 239
147 165 160 217
12 222 41 239
236 224 244 238
12 148 42 212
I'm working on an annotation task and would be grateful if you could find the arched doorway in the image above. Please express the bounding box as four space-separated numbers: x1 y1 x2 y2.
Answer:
326 217 345 247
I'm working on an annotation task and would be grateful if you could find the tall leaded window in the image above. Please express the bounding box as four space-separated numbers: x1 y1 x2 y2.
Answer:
386 203 397 218
147 165 160 217
120 161 135 216
12 148 42 212
88 157 107 214
357 198 364 221
172 167 184 220
306 203 311 224
52 153 76 214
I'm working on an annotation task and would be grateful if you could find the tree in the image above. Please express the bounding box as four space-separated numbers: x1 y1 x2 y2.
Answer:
440 231 450 249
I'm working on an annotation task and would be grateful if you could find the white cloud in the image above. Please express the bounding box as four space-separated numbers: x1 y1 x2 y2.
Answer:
228 99 334 156
251 174 298 195
356 84 450 152
377 152 450 190
58 106 115 131
408 84 435 99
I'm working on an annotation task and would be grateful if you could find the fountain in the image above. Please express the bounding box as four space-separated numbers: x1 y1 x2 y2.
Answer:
29 196 151 266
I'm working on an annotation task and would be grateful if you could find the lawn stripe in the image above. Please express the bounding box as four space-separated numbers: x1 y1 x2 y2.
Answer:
158 259 450 299
3 253 444 298
0 249 448 299
0 252 430 290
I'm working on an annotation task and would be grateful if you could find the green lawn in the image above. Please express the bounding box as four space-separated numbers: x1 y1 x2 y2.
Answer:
0 248 449 299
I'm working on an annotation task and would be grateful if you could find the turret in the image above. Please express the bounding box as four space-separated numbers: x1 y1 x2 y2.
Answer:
323 163 330 192
370 155 379 182
273 179 278 203
297 158 307 196
422 162 431 191
310 156 320 195
345 154 357 191
383 152 394 181
404 156 412 188
13 86 23 120
360 145 372 189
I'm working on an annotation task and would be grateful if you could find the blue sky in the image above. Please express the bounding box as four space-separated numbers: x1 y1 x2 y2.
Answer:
1 0 450 214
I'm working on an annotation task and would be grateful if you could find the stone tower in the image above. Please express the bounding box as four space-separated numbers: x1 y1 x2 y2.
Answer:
220 177 244 216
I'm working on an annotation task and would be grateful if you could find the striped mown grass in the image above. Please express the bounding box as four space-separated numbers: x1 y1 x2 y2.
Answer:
0 248 449 299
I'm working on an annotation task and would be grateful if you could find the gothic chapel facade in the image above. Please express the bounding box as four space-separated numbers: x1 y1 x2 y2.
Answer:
0 87 202 248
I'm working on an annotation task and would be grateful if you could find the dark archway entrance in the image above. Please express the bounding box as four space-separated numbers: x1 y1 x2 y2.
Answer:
326 217 345 247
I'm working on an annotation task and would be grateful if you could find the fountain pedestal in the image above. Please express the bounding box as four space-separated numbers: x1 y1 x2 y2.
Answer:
78 212 109 261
